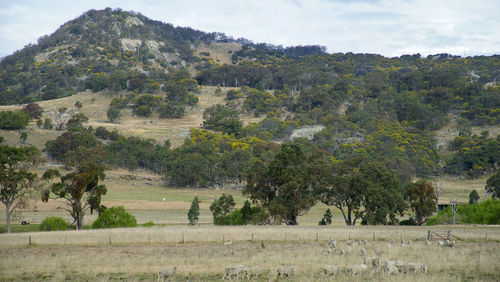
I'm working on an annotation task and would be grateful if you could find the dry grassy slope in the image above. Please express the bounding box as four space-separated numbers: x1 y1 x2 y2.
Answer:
0 86 264 149
194 42 242 65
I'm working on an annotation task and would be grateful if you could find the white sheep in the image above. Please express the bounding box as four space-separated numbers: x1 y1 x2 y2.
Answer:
383 261 399 275
363 239 368 245
323 265 342 276
243 266 260 279
346 264 368 275
334 248 345 256
277 266 296 278
157 266 177 282
224 240 233 246
364 257 382 268
437 240 444 247
321 247 332 255
425 239 430 247
363 257 374 266
449 240 456 248
418 263 428 273
374 248 383 257
358 248 366 256
223 265 245 280
328 238 337 249
407 240 412 245
346 239 354 246
406 263 419 273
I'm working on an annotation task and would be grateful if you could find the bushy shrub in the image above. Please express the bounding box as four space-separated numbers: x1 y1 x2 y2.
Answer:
459 199 500 224
0 111 30 130
40 217 67 231
92 206 137 228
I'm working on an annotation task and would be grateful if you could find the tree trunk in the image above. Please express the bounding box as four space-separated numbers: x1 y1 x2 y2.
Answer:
5 203 11 233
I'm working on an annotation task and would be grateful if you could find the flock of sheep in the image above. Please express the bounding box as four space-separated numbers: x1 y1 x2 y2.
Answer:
157 236 457 280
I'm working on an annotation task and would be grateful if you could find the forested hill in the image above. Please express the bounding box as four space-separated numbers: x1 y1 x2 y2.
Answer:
1 8 500 185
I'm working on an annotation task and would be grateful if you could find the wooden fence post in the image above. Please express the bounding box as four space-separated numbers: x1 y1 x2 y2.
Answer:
109 236 112 245
28 236 31 246
427 230 431 241
251 233 254 242
316 232 319 242
181 233 184 244
372 232 375 241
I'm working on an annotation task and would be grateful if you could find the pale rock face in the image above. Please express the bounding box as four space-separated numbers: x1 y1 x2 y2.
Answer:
125 16 144 26
121 38 142 52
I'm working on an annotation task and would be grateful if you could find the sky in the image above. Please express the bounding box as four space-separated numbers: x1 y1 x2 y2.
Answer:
0 0 499 58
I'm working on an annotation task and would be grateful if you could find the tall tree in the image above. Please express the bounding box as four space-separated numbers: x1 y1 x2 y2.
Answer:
245 142 328 225
0 145 42 233
188 196 200 225
321 155 405 225
405 180 436 225
43 161 106 229
485 170 500 199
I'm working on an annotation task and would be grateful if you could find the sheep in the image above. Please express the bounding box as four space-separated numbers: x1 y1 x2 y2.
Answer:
437 240 445 247
333 248 345 256
374 248 383 257
407 240 412 245
223 265 245 280
346 239 354 246
400 240 405 247
383 261 399 275
363 257 375 266
389 239 394 244
425 239 430 247
346 264 368 275
323 265 342 276
358 248 366 256
418 263 428 273
321 247 332 255
243 266 260 279
448 240 456 248
363 239 368 245
277 266 296 278
157 266 177 282
224 240 233 246
406 263 419 273
328 238 337 249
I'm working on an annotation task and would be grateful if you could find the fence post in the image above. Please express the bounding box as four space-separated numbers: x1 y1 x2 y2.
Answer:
64 236 67 245
284 233 287 241
316 232 319 242
427 230 431 241
485 232 488 240
109 236 112 245
373 232 375 241
223 234 224 243
28 236 31 246
181 233 184 244
251 233 254 242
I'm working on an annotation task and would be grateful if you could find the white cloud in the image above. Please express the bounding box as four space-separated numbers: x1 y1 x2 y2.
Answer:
0 0 499 58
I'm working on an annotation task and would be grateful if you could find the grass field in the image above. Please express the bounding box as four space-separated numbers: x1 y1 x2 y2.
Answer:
0 225 498 281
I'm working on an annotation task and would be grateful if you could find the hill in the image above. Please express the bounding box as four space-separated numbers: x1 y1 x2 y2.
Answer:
1 8 500 229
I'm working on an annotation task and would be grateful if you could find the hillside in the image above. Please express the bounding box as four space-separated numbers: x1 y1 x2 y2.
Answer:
1 8 500 230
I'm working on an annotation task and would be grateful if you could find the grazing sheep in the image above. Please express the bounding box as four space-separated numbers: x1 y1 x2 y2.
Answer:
157 266 177 282
406 263 419 273
383 261 399 275
321 247 332 255
425 239 430 247
363 240 368 245
346 264 368 275
437 240 445 247
389 239 394 244
449 240 456 248
224 240 233 246
334 248 345 256
358 248 366 256
243 266 260 279
277 266 296 278
223 265 245 280
346 239 354 246
323 265 342 276
418 263 428 273
395 260 406 274
407 240 412 245
328 238 337 249
363 257 375 266
400 240 405 247
374 248 383 257
369 266 383 275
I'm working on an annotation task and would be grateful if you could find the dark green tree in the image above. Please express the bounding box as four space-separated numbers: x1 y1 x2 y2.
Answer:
210 194 235 225
22 102 43 119
19 132 28 143
43 161 107 230
203 104 242 135
405 180 436 225
485 171 500 199
188 196 200 225
0 145 41 233
0 111 30 130
107 106 122 122
43 118 53 130
318 209 332 225
469 189 480 204
245 142 328 225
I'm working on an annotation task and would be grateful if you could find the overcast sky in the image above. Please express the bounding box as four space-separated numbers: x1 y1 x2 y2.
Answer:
1 0 499 58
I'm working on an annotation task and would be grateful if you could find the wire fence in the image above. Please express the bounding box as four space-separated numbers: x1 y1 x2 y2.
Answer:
1 225 497 247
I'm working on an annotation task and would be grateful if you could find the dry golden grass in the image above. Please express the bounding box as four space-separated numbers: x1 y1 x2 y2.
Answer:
194 42 242 65
0 225 498 281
